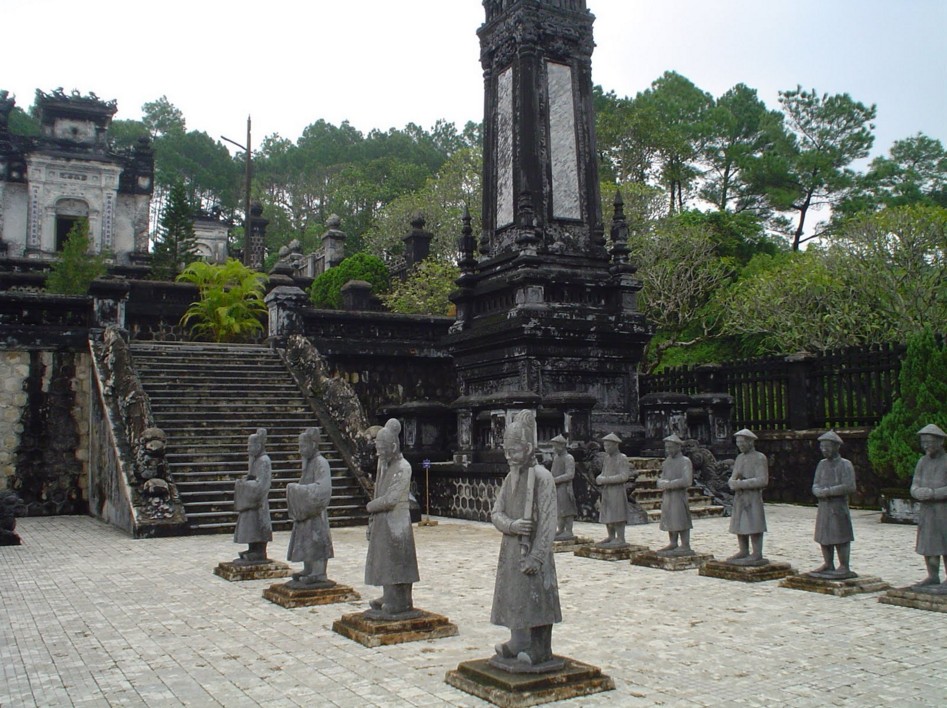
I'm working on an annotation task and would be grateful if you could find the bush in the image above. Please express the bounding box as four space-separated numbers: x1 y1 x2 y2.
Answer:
177 259 268 342
382 258 459 315
45 219 107 295
868 329 947 478
309 252 389 309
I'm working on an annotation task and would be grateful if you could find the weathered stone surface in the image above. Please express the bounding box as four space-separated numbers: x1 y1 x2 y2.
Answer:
632 550 713 572
699 559 796 583
262 581 359 608
331 610 458 648
878 587 947 613
781 574 890 597
552 536 593 554
573 544 648 562
445 656 615 708
213 560 291 582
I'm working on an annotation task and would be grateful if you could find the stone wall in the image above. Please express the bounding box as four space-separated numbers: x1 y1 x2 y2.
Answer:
0 351 30 492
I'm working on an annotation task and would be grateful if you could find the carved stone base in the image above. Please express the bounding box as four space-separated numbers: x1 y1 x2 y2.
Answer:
552 537 594 554
213 560 292 582
574 544 648 562
632 550 714 571
699 559 796 583
263 581 361 608
332 609 458 647
878 587 947 613
445 656 615 707
780 574 890 597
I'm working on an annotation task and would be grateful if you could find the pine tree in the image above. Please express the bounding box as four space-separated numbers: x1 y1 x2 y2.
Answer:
45 219 106 295
868 330 947 478
152 181 199 280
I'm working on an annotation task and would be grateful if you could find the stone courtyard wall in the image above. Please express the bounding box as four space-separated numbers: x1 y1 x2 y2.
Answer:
0 351 30 492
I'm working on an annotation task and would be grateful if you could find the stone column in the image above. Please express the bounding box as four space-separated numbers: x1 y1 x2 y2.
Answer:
265 284 308 345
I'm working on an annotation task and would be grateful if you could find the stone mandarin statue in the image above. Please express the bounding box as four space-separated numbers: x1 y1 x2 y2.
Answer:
232 428 273 564
364 418 420 618
726 429 768 565
808 430 857 579
286 427 335 587
550 434 578 541
910 423 947 592
657 434 694 556
491 410 562 668
595 433 632 548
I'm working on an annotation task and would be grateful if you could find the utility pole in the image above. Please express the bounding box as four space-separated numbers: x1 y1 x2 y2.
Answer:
221 115 252 266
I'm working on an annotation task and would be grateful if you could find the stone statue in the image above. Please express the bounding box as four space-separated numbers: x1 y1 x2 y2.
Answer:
807 430 856 579
233 428 273 564
910 423 947 593
595 433 633 548
286 427 334 587
364 418 420 618
491 410 562 669
0 490 24 546
550 434 578 541
726 429 768 565
657 434 694 556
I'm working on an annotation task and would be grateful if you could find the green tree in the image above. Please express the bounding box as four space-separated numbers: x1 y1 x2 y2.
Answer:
382 258 460 316
309 252 389 309
45 219 107 295
141 95 186 138
868 330 947 478
177 259 268 342
107 118 149 150
152 181 199 280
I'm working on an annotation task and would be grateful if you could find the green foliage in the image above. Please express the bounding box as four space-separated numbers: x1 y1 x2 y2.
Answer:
107 118 149 150
382 258 460 316
308 253 389 309
868 330 947 478
177 259 267 342
7 105 40 136
152 181 200 280
45 219 107 295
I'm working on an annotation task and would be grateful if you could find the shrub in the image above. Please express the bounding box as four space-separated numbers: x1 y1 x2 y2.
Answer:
177 259 268 342
46 219 107 295
309 252 389 309
382 258 459 316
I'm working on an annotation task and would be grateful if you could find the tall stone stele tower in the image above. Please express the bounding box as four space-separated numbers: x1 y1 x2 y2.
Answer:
448 0 653 462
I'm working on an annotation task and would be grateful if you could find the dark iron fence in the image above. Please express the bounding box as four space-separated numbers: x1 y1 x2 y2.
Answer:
641 342 909 430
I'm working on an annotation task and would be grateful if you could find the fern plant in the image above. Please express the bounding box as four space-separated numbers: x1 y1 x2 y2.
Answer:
177 259 268 342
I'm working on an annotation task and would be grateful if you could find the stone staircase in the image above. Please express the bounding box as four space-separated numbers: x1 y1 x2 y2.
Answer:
628 457 725 521
130 341 369 534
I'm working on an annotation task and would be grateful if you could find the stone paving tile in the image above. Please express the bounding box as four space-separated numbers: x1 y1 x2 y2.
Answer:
0 506 943 707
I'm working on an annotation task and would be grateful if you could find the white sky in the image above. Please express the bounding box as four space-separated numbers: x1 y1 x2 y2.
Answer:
5 0 946 162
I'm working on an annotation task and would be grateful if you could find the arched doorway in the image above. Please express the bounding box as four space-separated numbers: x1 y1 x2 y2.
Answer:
55 199 90 251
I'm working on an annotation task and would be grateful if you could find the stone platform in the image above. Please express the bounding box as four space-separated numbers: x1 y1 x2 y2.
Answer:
574 544 649 562
780 573 891 597
332 609 458 648
212 560 292 582
632 550 714 571
552 537 593 554
445 656 615 707
262 581 361 608
699 559 796 583
878 586 947 613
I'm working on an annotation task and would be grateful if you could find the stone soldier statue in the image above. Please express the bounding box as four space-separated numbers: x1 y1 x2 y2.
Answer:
491 410 562 669
286 427 334 587
726 429 768 565
550 434 578 541
595 433 632 548
808 430 857 578
232 428 273 564
364 418 420 618
910 423 947 592
657 434 694 556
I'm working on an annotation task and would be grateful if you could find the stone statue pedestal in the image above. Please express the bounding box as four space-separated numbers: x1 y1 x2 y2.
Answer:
574 543 648 562
332 609 458 647
445 656 615 707
780 573 890 597
632 549 714 572
552 536 594 554
699 559 796 583
263 580 361 608
213 560 291 582
878 586 947 613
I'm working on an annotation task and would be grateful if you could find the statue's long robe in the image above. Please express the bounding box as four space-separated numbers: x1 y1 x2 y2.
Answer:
728 450 768 535
364 454 420 586
659 455 693 533
551 452 577 518
233 455 273 544
912 451 947 556
812 456 855 545
598 452 631 524
286 453 334 563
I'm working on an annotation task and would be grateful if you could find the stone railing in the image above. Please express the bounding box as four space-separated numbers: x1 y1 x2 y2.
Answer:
88 326 186 537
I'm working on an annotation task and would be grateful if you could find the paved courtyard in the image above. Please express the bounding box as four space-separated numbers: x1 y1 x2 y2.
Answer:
1 505 943 707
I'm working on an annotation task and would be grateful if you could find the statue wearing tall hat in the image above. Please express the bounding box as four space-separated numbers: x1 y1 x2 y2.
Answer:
657 434 694 556
911 423 947 592
550 434 578 541
726 429 768 565
808 430 857 578
595 433 634 548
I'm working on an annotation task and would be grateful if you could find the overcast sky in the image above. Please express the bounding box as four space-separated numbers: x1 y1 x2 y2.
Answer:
6 0 946 162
